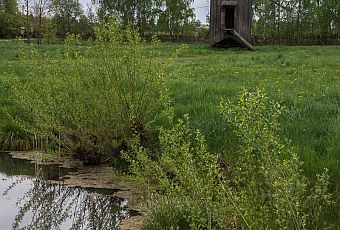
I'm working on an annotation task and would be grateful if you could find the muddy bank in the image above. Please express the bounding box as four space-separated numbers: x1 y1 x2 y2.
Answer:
0 151 145 229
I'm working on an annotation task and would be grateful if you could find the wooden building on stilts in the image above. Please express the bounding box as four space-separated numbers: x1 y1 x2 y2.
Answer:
210 0 255 50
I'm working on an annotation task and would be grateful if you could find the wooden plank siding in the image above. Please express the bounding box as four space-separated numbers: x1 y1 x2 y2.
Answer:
209 0 252 48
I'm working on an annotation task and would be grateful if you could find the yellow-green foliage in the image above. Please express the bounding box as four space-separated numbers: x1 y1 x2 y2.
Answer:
125 88 334 229
219 88 333 229
2 18 172 162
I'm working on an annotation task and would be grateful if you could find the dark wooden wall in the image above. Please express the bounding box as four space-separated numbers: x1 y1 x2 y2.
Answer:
210 0 252 46
210 0 223 45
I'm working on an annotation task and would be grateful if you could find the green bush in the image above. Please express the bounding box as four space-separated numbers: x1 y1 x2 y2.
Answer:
124 115 231 229
219 88 334 229
125 88 334 229
3 17 173 163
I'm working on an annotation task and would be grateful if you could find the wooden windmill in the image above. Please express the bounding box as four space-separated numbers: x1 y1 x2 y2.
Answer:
209 0 290 50
210 0 255 50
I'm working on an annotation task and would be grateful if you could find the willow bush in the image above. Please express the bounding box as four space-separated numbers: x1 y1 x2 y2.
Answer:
3 17 173 163
219 88 334 229
124 88 334 229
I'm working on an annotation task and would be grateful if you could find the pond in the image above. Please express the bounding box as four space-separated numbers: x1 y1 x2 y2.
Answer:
0 152 136 230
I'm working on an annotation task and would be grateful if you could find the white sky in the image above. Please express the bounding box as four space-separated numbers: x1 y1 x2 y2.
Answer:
193 0 210 23
79 0 210 23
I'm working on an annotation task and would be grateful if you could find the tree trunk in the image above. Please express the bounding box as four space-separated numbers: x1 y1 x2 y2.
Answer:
26 0 30 44
38 0 42 45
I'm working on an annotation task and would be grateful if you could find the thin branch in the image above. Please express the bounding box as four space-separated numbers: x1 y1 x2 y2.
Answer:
268 0 293 12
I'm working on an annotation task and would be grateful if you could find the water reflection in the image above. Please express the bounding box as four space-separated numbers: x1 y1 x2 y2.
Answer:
0 153 132 230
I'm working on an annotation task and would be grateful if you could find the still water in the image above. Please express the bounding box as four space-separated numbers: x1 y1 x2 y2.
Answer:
0 152 133 230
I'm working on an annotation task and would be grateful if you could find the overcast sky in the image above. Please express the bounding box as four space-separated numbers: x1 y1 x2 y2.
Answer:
193 0 210 23
79 0 210 23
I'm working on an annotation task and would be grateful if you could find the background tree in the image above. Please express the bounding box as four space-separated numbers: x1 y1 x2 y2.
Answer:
43 17 56 43
93 0 160 36
0 0 21 38
252 0 340 44
33 0 52 44
52 0 82 37
93 0 196 38
4 0 18 14
160 0 195 37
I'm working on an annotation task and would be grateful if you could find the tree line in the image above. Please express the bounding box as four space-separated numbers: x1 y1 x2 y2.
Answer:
1 0 340 44
0 0 201 41
253 0 340 44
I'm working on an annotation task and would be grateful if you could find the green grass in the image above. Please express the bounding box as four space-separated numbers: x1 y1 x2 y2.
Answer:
0 41 80 150
163 44 340 189
0 42 339 220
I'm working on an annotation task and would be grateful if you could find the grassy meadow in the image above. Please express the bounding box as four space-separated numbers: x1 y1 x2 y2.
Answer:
167 44 340 185
0 41 339 225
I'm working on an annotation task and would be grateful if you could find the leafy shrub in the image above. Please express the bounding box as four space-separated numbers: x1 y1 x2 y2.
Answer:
3 17 173 163
125 88 334 229
124 115 233 229
219 88 334 229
